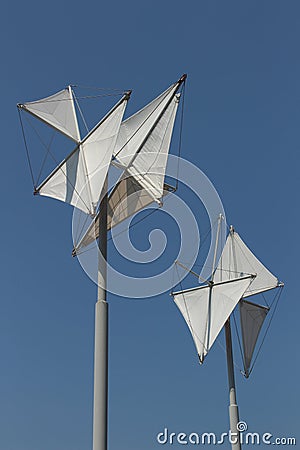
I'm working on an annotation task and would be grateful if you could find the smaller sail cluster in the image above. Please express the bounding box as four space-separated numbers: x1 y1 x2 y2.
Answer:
173 228 281 376
173 276 254 363
18 76 186 238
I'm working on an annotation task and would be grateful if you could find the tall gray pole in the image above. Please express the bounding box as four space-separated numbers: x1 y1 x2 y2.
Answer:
93 177 108 450
225 318 241 450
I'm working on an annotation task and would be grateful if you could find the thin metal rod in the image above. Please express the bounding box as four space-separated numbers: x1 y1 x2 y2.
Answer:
172 275 254 296
93 177 108 450
211 213 223 282
225 318 242 450
174 260 209 284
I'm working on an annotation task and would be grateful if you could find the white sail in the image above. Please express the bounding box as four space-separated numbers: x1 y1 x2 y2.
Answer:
214 230 279 297
173 277 254 363
239 299 269 377
113 77 183 202
73 178 175 254
21 87 80 142
125 95 180 202
37 97 128 215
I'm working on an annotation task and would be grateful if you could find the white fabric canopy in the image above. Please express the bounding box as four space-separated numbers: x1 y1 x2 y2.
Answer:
125 95 180 202
22 87 80 142
37 98 127 215
113 82 181 202
214 231 278 297
114 83 179 165
239 299 269 377
173 277 253 363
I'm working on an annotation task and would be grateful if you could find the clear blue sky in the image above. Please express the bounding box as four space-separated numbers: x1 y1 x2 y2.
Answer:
1 1 299 449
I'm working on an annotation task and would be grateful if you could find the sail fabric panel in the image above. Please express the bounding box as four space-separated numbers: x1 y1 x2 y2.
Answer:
23 88 80 142
214 231 278 297
240 299 268 377
173 277 253 363
81 99 127 211
125 95 179 201
113 82 179 169
39 145 91 213
173 286 210 363
73 178 174 253
38 99 127 214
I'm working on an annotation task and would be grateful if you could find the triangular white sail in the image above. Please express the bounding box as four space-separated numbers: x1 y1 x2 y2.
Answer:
173 277 254 363
239 299 269 377
214 229 279 297
113 76 185 203
20 87 80 142
36 96 128 215
125 94 180 202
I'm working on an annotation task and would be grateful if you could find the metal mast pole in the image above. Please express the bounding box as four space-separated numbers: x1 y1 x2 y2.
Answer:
93 176 108 450
224 225 241 450
225 318 241 450
211 216 241 450
92 90 131 450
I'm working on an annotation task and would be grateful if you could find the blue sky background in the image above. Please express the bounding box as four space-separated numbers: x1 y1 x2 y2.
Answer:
1 1 299 449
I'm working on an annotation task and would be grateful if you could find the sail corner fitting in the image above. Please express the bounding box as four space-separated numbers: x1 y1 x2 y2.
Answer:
241 370 249 379
198 354 204 365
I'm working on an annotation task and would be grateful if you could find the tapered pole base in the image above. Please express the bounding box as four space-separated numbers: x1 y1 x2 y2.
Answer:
229 403 241 450
93 300 108 450
225 319 241 450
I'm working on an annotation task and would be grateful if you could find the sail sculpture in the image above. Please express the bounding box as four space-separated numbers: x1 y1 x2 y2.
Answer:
173 226 282 374
73 78 184 254
18 86 130 215
172 220 283 450
18 75 187 450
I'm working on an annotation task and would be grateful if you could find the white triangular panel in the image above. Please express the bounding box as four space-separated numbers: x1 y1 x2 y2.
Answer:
38 98 127 214
23 88 80 142
39 145 90 213
173 277 253 363
114 82 178 167
125 94 180 201
214 231 278 297
81 99 127 211
240 299 268 377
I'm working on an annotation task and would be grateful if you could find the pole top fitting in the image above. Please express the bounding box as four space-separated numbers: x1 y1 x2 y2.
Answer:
179 74 187 83
230 225 235 234
125 90 132 100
